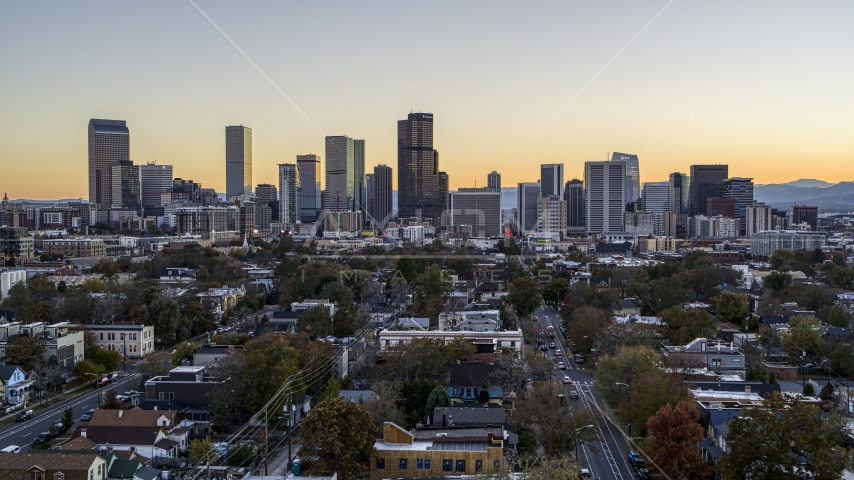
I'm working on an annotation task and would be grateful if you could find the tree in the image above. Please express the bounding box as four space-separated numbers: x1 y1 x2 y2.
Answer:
710 291 749 326
513 382 599 456
62 407 74 430
661 306 717 345
782 314 824 358
188 437 218 465
542 277 570 305
363 381 406 436
24 302 52 324
296 305 333 337
645 401 710 479
829 343 854 377
770 249 796 270
4 335 46 372
85 342 121 372
101 390 122 409
299 397 376 479
563 305 609 354
425 385 451 419
765 271 793 294
74 359 106 379
398 379 439 427
319 377 342 403
828 306 853 329
2 282 30 319
683 250 713 270
594 346 659 407
505 276 541 319
617 368 688 438
803 381 816 396
226 442 256 467
172 342 195 366
243 335 300 414
720 392 845 480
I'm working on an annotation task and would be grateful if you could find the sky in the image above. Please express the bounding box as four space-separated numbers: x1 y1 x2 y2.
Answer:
1 1 853 200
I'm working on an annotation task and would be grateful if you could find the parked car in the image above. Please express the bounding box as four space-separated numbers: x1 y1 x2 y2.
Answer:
580 468 592 478
53 421 68 435
32 432 51 445
557 362 566 370
108 373 119 383
95 377 110 388
15 410 33 422
635 467 651 479
562 376 572 384
574 353 585 364
81 409 96 421
627 451 644 465
115 392 131 402
0 445 21 453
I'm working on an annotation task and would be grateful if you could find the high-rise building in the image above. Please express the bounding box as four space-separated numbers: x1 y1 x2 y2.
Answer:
296 154 321 222
438 172 449 216
564 179 584 234
88 119 130 210
255 183 277 232
540 164 564 197
746 203 772 236
448 188 502 237
723 177 754 234
324 136 355 212
516 182 541 235
668 172 690 215
792 205 819 232
278 164 301 225
488 171 501 192
225 126 252 199
611 153 640 204
353 139 366 214
536 195 567 235
110 160 140 212
750 231 825 257
398 113 441 220
369 165 393 229
139 163 173 212
707 198 736 219
642 182 670 214
689 165 728 216
585 161 626 234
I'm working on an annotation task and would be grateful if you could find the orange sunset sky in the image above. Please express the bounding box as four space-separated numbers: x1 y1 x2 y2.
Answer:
1 1 852 199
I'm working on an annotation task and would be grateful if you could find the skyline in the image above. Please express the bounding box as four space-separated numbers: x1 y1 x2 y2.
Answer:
2 1 853 199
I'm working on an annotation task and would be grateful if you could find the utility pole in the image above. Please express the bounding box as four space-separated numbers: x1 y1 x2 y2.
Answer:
123 334 127 373
288 394 293 472
264 404 269 476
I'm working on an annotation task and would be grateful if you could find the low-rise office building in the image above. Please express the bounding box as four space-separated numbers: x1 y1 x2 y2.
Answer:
42 238 106 258
84 324 154 358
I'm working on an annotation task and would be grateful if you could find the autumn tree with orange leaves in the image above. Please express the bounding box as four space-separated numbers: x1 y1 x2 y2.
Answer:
645 400 710 480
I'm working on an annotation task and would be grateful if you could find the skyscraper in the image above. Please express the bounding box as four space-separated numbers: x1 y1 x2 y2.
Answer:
278 164 301 225
540 164 564 197
723 177 754 233
255 183 277 232
296 154 321 222
110 160 140 212
536 195 567 235
88 119 130 210
324 136 355 212
669 172 690 214
516 182 541 235
353 140 366 214
369 164 393 229
398 113 441 220
564 179 584 234
488 171 501 192
792 205 819 232
585 161 626 234
611 152 640 204
642 182 670 214
689 165 728 216
746 203 772 236
140 163 173 211
226 126 252 199
438 171 449 216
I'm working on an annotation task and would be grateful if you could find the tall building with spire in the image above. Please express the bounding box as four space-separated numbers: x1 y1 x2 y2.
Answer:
88 119 130 210
488 171 501 192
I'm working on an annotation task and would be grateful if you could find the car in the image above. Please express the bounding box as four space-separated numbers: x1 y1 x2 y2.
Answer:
32 432 51 445
569 390 579 400
540 345 548 351
549 343 556 349
574 353 585 364
115 393 131 402
580 468 592 478
635 467 651 479
95 377 110 388
627 451 644 465
555 350 563 356
108 373 119 383
0 445 21 454
557 362 566 370
15 410 33 422
53 421 68 435
81 409 96 421
562 376 572 384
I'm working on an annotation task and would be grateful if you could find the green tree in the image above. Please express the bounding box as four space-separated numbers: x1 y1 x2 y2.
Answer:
645 401 711 479
243 336 300 414
172 342 195 366
803 382 816 396
720 392 845 480
296 305 333 337
425 385 451 419
24 302 52 324
618 368 688 438
332 303 356 337
396 257 417 282
710 291 749 326
828 306 853 328
74 360 106 379
188 437 218 465
319 377 342 403
769 249 796 270
4 335 46 372
829 343 854 377
661 306 717 345
2 282 30 319
62 407 74 430
299 397 377 479
764 271 793 294
594 346 659 407
226 442 256 467
398 379 439 427
505 276 542 318
542 277 570 305
683 249 713 270
782 314 824 358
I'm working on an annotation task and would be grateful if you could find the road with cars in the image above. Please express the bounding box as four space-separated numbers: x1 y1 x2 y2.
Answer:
534 303 639 480
0 372 141 452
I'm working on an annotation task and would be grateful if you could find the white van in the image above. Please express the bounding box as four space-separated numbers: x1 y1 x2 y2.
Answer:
1 445 21 453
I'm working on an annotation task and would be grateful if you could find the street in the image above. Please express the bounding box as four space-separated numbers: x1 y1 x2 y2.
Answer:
0 373 141 451
534 303 636 480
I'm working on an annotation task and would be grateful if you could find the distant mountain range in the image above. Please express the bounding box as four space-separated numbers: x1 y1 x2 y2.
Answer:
754 179 854 212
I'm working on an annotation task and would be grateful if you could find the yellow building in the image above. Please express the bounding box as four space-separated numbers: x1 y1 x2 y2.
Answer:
371 422 505 480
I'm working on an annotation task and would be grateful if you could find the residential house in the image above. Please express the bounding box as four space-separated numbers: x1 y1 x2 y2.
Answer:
196 285 246 317
68 425 180 460
446 363 503 405
0 365 32 405
433 404 506 427
371 422 505 480
85 406 188 454
0 452 108 480
290 298 337 316
85 324 154 358
393 317 429 331
192 345 243 367
51 448 146 480
43 322 85 372
144 366 218 411
661 338 747 379
158 268 197 285
438 310 501 332
611 298 641 316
